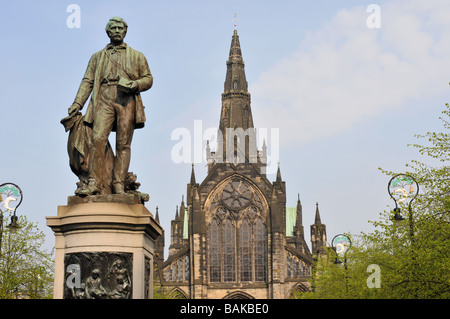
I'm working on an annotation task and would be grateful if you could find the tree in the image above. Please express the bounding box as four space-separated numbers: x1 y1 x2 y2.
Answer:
380 103 450 298
0 213 54 299
295 104 450 299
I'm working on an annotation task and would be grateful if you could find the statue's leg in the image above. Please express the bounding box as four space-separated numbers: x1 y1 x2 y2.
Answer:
86 86 116 195
112 93 136 194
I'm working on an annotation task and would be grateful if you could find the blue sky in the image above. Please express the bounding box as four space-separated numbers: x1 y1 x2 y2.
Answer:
1 0 449 256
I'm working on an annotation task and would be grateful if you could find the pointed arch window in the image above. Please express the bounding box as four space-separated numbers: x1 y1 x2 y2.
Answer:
223 219 236 282
239 219 252 282
207 189 268 284
209 219 221 282
293 258 298 277
254 218 267 282
244 106 249 117
185 255 190 281
172 264 177 282
287 255 292 277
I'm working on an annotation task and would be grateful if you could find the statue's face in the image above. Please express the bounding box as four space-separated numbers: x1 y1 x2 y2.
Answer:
92 269 100 279
107 21 126 44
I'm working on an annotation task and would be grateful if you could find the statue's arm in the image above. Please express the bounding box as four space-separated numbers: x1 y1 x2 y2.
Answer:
68 54 98 114
134 54 153 93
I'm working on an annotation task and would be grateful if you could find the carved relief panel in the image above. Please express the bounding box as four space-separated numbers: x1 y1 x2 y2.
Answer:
64 252 133 299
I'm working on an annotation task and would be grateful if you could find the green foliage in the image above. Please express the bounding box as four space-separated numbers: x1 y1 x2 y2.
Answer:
296 103 450 299
153 286 174 299
0 213 54 299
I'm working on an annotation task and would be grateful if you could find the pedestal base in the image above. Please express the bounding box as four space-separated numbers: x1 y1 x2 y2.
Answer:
46 196 163 299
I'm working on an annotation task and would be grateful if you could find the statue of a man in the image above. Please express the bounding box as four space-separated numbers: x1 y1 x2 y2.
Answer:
67 17 153 195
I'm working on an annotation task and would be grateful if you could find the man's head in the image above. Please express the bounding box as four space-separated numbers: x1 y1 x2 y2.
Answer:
105 16 127 45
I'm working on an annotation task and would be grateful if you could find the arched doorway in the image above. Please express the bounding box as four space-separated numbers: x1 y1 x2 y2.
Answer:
223 290 255 299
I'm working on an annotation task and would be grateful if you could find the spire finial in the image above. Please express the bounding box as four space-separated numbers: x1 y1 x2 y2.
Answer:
276 161 282 182
234 13 237 30
190 163 196 184
155 206 160 223
315 202 322 224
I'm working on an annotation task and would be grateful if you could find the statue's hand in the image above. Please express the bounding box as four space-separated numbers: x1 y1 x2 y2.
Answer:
118 78 139 93
129 81 139 92
68 103 81 115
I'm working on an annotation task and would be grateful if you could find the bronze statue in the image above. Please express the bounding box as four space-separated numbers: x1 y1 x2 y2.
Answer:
61 17 153 197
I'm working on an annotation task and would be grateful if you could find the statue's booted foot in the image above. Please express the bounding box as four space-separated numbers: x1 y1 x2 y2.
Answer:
77 178 101 196
113 183 126 195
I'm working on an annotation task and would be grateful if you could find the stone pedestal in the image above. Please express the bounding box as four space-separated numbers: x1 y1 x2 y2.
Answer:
46 194 163 299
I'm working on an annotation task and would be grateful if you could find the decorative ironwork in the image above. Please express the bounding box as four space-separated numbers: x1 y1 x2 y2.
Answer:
388 174 419 221
331 234 351 264
0 182 23 232
0 183 23 213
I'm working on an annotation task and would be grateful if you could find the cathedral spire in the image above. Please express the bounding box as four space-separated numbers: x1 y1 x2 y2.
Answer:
296 194 302 227
314 202 322 224
227 30 244 70
311 202 327 255
218 28 255 163
222 28 250 98
180 195 186 222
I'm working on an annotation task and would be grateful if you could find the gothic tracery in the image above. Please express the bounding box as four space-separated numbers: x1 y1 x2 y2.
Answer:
207 178 268 283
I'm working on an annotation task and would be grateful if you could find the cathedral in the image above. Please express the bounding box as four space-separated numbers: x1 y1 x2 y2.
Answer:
154 28 327 299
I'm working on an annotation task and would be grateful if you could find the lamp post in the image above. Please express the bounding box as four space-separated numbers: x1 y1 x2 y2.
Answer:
331 234 351 292
387 174 419 241
388 174 419 297
0 182 23 254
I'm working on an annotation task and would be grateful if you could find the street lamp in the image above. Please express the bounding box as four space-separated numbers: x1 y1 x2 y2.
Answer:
387 174 420 298
331 234 351 293
0 182 23 237
387 174 419 240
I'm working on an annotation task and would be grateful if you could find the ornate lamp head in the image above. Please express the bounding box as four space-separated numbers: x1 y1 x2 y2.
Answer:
331 234 351 264
0 182 23 232
388 174 419 220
